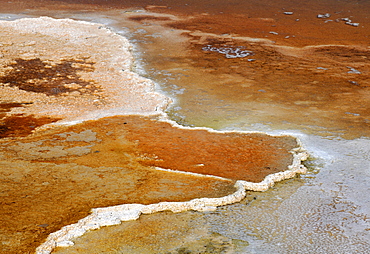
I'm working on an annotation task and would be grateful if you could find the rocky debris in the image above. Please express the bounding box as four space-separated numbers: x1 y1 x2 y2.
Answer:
317 67 328 70
317 14 359 27
317 13 331 18
202 45 254 59
348 80 360 86
347 66 361 74
342 18 359 27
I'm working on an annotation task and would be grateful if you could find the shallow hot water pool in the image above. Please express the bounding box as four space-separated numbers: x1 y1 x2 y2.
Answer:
0 0 369 253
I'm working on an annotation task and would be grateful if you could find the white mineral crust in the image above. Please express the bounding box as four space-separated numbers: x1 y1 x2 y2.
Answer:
36 148 308 254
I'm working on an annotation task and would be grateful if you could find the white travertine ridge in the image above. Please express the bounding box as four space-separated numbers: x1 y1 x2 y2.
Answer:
35 149 308 254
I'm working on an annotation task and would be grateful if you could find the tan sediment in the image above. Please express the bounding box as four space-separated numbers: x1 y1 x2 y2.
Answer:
0 17 308 254
0 16 170 126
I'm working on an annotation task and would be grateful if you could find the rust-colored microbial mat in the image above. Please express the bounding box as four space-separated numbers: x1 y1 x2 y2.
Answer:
0 115 298 254
123 115 297 182
0 117 233 253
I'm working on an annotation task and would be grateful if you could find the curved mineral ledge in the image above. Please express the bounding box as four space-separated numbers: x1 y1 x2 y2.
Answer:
35 149 307 254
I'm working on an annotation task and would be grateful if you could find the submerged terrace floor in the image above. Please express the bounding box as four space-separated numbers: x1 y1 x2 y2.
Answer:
0 0 370 253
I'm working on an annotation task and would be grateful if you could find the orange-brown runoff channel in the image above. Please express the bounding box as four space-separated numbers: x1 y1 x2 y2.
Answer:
0 115 298 254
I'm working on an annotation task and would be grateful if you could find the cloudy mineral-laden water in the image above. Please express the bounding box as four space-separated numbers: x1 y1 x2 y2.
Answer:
1 0 370 253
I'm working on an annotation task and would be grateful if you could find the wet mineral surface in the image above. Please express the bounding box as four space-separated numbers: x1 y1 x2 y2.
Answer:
0 111 299 254
2 113 284 253
0 0 370 253
0 13 303 254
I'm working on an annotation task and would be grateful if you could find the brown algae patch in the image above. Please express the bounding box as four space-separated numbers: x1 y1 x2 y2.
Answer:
0 58 97 96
